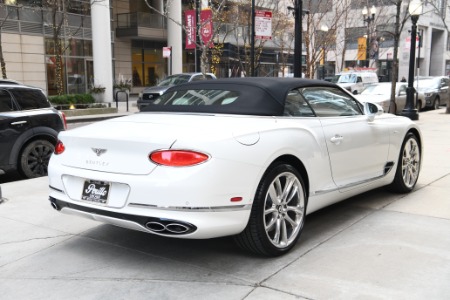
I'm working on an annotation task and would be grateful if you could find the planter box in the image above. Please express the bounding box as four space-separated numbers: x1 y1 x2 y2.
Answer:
92 93 105 103
62 107 118 117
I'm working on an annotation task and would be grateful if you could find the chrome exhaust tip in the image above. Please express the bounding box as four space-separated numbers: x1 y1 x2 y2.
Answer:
51 201 59 210
145 218 196 235
145 222 166 232
166 223 189 234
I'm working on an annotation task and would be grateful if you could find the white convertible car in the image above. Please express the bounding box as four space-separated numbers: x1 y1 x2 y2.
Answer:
48 78 422 256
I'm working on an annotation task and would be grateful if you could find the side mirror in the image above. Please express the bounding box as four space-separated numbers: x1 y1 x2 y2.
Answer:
364 102 383 121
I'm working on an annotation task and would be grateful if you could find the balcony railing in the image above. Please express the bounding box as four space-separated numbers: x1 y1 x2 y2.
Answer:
116 12 166 29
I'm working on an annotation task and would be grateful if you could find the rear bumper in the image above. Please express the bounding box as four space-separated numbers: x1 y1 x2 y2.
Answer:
49 196 251 239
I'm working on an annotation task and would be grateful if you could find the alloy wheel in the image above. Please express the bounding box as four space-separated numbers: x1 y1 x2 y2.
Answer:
401 137 420 189
263 172 305 248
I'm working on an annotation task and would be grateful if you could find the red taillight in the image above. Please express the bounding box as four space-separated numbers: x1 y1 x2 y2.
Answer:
54 140 65 155
150 150 209 167
59 111 67 130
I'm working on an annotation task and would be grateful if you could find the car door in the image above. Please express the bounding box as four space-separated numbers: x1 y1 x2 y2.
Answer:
0 89 29 168
396 83 408 112
301 87 391 191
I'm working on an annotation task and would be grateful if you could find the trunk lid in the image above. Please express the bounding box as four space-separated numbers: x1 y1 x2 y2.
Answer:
57 113 268 175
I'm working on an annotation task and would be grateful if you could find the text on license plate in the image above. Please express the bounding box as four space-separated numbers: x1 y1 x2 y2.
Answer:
81 180 110 204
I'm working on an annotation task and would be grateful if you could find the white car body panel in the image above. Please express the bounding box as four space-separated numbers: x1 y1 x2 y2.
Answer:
320 115 390 188
48 108 418 239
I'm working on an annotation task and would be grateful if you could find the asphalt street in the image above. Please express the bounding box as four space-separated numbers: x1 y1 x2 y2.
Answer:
0 106 449 299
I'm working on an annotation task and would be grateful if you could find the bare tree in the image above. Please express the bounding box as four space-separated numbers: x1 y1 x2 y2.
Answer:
144 0 290 77
227 1 269 76
271 10 295 77
302 0 344 78
375 0 422 113
144 0 229 76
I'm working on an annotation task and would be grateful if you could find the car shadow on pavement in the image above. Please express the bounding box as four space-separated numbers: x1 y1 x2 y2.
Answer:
0 171 24 184
70 187 399 265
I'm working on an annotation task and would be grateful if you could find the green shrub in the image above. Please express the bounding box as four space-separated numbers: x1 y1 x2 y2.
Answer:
49 94 95 105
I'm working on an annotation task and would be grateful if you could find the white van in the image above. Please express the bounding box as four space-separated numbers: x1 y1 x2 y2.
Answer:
333 72 378 94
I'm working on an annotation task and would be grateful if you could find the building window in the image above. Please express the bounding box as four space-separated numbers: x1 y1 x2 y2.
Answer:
305 0 332 13
345 27 367 50
0 4 19 20
45 37 93 95
131 40 167 87
130 0 153 13
350 0 388 9
66 0 91 15
377 24 395 48
430 0 447 16
316 28 336 50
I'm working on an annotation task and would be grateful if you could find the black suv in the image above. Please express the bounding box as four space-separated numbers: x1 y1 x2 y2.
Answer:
0 84 66 178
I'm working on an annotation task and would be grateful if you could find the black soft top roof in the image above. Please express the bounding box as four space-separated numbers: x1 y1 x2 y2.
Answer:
142 77 339 116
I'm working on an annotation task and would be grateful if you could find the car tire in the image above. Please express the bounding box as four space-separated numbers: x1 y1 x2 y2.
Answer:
234 163 307 256
19 139 54 178
433 97 440 110
388 133 421 193
415 100 422 112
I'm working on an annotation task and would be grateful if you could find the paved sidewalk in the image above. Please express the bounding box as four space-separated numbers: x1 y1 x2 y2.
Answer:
0 109 449 299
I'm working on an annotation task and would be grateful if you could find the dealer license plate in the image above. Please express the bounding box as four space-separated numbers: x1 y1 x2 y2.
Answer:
81 180 110 204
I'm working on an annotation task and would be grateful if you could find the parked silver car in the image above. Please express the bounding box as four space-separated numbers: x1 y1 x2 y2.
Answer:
137 73 217 111
417 76 449 109
354 82 426 114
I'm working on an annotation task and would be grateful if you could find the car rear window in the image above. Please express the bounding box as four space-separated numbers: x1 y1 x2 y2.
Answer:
142 84 284 116
10 89 50 110
153 89 239 106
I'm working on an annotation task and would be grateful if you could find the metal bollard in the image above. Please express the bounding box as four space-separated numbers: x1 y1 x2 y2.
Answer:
114 90 129 112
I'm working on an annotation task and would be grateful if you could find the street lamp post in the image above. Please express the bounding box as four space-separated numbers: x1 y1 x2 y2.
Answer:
362 5 376 68
250 0 255 76
288 0 306 78
402 0 423 121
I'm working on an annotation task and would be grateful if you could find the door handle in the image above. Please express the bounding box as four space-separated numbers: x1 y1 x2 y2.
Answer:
330 135 343 144
11 120 27 126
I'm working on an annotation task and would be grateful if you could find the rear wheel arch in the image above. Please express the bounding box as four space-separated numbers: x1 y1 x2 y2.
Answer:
270 155 310 198
407 128 422 149
17 134 57 178
235 158 308 256
9 128 56 165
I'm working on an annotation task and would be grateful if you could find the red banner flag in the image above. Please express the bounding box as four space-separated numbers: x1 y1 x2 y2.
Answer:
185 10 196 49
200 9 214 48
